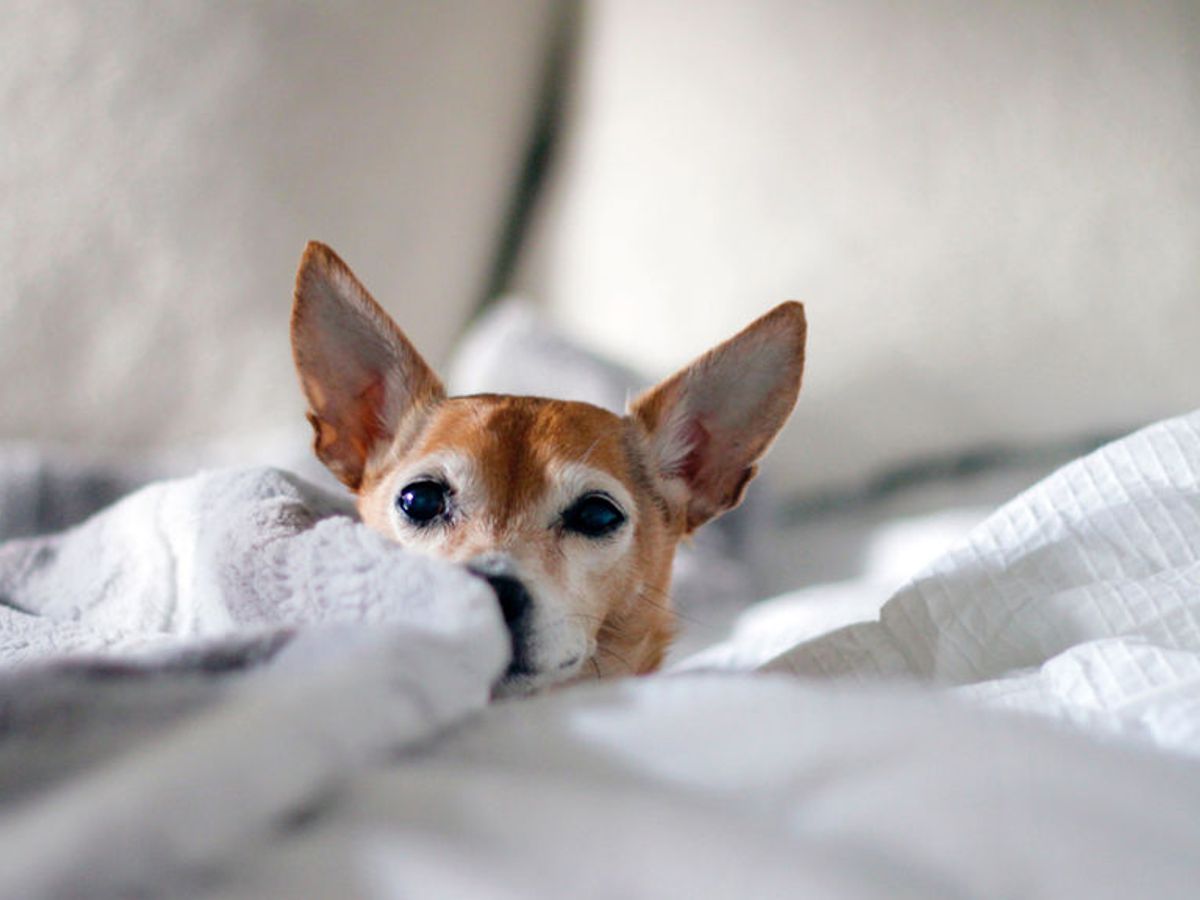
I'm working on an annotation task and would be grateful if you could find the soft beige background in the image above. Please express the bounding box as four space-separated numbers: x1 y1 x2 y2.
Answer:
519 0 1200 493
5 1 1198 499
0 0 554 449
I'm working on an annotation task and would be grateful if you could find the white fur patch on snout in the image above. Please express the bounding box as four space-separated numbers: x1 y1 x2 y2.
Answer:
468 551 591 691
465 552 520 579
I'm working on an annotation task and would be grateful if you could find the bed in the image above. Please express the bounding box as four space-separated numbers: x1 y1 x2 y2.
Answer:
4 4 1199 896
1 308 1198 897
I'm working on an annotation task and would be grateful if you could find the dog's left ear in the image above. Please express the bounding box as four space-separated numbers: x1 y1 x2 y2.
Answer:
630 302 806 532
291 242 445 490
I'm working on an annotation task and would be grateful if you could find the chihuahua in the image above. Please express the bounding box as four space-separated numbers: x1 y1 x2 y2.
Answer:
291 242 805 693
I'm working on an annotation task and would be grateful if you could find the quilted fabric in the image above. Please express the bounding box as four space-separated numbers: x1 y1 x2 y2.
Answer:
756 409 1200 754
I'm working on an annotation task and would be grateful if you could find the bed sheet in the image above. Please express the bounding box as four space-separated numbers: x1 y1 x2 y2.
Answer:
223 409 1200 898
2 410 1199 897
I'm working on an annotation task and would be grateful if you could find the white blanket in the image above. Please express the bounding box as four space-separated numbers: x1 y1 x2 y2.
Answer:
2 413 1200 897
222 678 1200 899
690 409 1200 757
215 409 1200 899
0 467 507 897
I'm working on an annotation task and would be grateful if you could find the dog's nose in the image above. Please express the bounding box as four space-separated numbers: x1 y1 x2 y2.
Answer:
483 574 532 629
471 570 535 676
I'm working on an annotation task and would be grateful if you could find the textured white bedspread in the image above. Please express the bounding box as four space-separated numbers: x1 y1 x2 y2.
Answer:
2 411 1200 897
216 409 1200 899
689 410 1200 758
222 677 1200 899
0 467 508 897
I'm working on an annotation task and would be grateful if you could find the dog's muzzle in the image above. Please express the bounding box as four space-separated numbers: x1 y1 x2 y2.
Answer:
468 561 535 679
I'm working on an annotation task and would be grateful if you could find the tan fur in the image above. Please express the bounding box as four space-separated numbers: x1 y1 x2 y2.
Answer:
291 242 805 691
357 396 679 678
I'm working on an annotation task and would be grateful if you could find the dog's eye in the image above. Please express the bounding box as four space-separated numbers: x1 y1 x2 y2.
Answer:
562 494 625 538
397 480 449 524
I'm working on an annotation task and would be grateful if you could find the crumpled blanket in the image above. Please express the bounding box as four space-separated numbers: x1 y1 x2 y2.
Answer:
5 408 1200 897
0 466 507 897
208 409 1200 899
688 409 1200 758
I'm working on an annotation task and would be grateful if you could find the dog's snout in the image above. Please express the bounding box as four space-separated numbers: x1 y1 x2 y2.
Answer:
467 554 515 579
473 571 535 677
484 574 532 628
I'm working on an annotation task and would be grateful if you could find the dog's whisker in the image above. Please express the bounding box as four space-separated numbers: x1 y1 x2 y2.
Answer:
596 616 635 640
594 643 637 675
637 584 710 629
566 612 607 626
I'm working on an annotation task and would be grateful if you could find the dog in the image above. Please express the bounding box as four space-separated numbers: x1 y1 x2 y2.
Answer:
291 242 805 693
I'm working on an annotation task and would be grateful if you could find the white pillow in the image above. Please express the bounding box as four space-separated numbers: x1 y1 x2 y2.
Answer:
517 0 1200 495
0 1 553 449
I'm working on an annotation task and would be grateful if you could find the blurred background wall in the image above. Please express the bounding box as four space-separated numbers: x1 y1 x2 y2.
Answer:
2 0 1198 500
0 0 555 448
516 0 1200 494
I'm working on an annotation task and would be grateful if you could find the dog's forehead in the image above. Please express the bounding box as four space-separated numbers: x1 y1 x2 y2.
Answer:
411 395 639 498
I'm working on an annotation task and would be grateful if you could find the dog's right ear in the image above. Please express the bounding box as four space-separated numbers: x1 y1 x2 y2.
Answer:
630 302 805 533
291 242 444 490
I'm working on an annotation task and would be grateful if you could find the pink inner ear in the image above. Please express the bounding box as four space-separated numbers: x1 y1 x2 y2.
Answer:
679 417 710 483
352 375 390 457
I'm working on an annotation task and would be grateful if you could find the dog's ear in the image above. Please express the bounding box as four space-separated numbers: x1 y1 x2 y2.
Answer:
291 242 444 490
630 302 806 532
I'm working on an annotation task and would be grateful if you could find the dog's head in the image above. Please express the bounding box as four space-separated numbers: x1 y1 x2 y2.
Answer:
291 243 805 693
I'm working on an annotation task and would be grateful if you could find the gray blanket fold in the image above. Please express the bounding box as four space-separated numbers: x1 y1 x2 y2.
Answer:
0 464 508 898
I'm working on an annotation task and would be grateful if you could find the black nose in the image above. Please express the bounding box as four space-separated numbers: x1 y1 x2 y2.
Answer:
475 573 534 677
484 574 532 627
